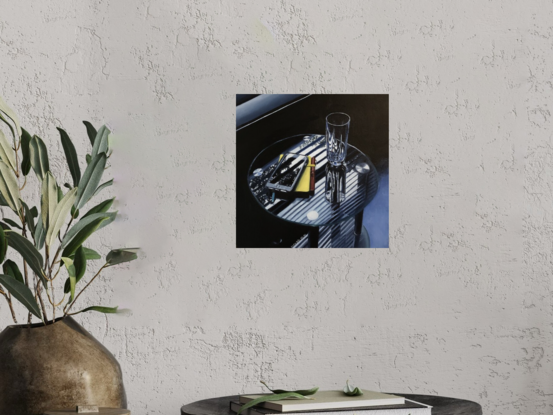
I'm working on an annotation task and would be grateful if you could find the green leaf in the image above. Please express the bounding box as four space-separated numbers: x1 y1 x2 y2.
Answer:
2 218 21 229
85 154 91 164
34 216 45 250
83 247 101 260
0 274 41 319
57 127 81 187
41 172 58 232
30 206 38 218
72 305 119 315
82 197 115 218
6 230 46 288
61 215 110 257
29 135 49 181
93 179 113 198
238 393 311 415
0 221 11 230
343 381 363 396
106 248 139 266
63 246 86 296
46 187 78 248
61 212 113 249
3 260 24 284
61 257 76 301
21 201 36 236
260 382 319 396
0 129 17 171
57 186 64 202
0 95 21 139
83 121 97 146
0 160 22 213
75 153 106 209
0 226 6 263
20 128 32 176
74 245 86 280
0 193 8 206
91 125 110 158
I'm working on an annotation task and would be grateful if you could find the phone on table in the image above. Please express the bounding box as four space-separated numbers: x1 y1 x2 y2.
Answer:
266 153 308 193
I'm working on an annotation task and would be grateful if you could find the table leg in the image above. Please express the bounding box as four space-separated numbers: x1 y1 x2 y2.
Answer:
354 210 364 247
309 227 320 248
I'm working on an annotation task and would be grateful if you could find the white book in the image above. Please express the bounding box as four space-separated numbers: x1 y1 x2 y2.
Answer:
230 399 431 415
239 391 404 412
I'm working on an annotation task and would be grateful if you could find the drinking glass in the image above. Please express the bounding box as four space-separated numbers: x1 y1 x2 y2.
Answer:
325 112 350 166
325 163 346 203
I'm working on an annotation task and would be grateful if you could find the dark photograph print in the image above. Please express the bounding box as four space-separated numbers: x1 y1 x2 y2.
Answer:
236 94 389 248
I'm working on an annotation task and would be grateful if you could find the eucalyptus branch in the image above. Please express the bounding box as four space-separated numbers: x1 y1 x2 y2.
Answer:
3 293 18 323
64 263 108 316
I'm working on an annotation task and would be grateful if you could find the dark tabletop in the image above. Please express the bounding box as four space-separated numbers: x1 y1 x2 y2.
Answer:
181 394 482 415
248 134 379 227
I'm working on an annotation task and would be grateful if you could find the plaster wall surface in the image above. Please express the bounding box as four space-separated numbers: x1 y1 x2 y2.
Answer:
0 1 550 414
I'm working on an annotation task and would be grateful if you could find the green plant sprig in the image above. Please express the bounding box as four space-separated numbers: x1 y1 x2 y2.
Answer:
238 393 312 415
0 94 139 325
343 380 363 396
260 381 319 396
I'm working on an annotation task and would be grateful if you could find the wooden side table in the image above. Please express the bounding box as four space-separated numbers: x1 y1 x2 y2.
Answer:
181 394 482 415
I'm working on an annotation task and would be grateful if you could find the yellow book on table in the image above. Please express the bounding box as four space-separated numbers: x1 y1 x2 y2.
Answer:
277 154 315 195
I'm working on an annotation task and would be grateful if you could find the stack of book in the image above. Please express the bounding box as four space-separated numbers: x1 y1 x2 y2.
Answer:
230 390 431 415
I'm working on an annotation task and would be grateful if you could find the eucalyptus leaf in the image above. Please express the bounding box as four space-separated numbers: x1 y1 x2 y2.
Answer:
3 260 24 284
91 125 110 158
20 128 32 176
64 246 86 296
0 95 21 138
93 179 113 198
83 121 97 146
57 127 81 187
238 393 311 415
61 215 110 257
74 245 86 280
0 160 22 213
0 274 41 318
46 187 78 248
83 247 101 260
260 382 319 396
30 206 38 218
75 153 106 209
22 201 36 236
105 248 139 266
0 193 8 207
61 257 76 301
85 154 91 164
83 198 115 219
57 186 64 203
61 212 114 249
2 218 21 229
29 135 49 181
6 230 46 288
0 129 17 171
41 172 58 232
71 305 119 315
34 216 45 250
0 226 6 263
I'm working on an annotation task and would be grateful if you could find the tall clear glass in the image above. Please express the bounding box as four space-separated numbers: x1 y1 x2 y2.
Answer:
325 112 350 166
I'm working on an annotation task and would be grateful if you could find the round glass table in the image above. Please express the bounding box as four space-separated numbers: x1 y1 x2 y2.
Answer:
248 134 379 248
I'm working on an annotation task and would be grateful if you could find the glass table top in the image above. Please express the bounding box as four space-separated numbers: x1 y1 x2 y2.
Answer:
247 134 379 227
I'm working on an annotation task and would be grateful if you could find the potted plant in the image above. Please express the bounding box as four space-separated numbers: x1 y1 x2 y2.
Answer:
0 94 138 415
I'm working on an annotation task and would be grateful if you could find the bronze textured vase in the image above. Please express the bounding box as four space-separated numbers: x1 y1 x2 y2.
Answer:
0 316 126 415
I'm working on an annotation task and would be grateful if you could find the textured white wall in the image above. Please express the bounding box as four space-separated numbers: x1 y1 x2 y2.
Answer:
0 1 550 414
